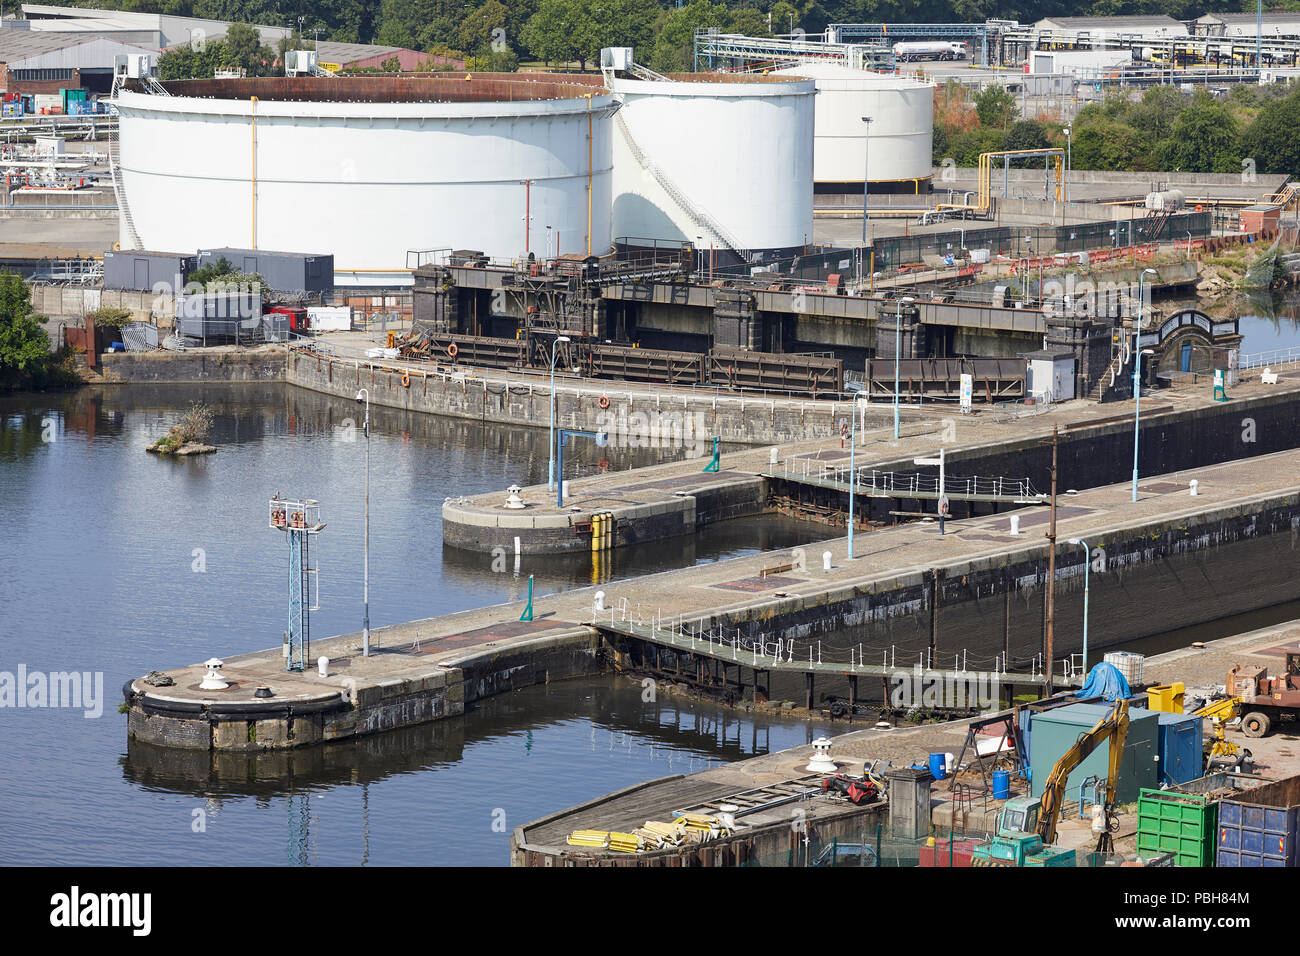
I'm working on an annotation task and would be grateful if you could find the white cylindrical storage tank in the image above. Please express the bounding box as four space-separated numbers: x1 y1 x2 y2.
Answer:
610 73 814 259
114 76 617 285
775 64 933 193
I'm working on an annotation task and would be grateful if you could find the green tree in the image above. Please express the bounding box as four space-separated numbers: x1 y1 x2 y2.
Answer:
1241 87 1300 176
458 0 509 55
1158 89 1240 173
522 0 593 67
973 84 1017 130
0 273 68 391
1070 117 1152 172
649 0 728 74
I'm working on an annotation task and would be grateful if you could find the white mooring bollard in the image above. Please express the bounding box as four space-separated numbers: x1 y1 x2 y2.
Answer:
318 656 329 678
823 551 832 571
1189 479 1199 497
1009 515 1021 536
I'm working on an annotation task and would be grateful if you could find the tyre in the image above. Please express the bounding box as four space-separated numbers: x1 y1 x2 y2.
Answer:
829 701 849 719
1242 711 1272 738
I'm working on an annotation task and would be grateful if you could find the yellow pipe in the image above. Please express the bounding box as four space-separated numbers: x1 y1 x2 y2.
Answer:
250 96 258 249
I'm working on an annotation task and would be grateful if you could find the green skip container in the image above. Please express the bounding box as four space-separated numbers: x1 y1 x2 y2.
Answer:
1136 772 1267 867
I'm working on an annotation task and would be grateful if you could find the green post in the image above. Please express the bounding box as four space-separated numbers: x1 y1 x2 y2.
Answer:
519 574 534 622
702 437 720 472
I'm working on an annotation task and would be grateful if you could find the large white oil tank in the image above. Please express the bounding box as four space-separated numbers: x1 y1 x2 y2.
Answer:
774 63 933 193
114 76 618 286
609 73 815 257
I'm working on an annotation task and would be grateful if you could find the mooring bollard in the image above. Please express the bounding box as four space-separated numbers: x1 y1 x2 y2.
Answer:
1009 514 1020 536
318 656 329 678
823 551 832 571
1189 479 1199 497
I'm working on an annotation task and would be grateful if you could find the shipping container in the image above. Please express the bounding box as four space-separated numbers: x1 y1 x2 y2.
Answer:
196 247 333 294
103 250 196 292
1217 774 1300 866
307 305 352 331
1028 702 1159 806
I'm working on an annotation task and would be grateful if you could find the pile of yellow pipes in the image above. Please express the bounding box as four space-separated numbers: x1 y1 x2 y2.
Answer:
566 813 733 853
566 830 642 852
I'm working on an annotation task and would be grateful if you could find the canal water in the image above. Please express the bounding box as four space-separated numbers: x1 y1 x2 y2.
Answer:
0 383 838 866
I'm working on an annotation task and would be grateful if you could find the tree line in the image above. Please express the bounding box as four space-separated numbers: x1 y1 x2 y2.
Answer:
934 81 1300 179
60 0 1279 73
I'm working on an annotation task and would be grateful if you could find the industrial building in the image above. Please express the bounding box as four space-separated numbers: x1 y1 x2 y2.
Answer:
608 66 814 259
113 75 618 285
1195 12 1300 38
1029 15 1190 40
772 63 932 194
0 31 155 96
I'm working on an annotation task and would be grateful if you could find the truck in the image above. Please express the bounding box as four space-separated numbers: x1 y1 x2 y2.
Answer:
892 41 967 62
1227 650 1300 738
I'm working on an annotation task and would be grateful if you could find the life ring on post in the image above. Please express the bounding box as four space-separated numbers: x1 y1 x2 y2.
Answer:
401 370 410 388
447 343 459 358
597 394 610 409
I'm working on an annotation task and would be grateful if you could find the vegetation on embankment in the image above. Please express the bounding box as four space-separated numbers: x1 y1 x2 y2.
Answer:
0 274 81 393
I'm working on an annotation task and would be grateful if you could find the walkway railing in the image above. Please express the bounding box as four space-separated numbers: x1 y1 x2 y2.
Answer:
770 456 1045 503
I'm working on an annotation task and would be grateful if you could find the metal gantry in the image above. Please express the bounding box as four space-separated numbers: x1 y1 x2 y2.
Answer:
270 497 323 672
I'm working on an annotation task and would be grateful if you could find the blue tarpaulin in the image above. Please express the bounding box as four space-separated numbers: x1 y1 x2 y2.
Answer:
1075 662 1131 702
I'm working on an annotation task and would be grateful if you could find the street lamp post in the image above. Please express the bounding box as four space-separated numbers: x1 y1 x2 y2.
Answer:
861 116 872 247
547 335 571 491
848 391 863 559
1132 267 1158 502
355 387 371 657
1063 127 1072 206
1068 537 1090 673
893 295 915 440
1131 348 1155 502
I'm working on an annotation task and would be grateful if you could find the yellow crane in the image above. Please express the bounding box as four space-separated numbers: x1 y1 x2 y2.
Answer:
1193 696 1243 766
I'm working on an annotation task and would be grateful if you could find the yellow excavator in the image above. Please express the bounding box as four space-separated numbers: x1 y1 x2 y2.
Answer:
972 700 1130 865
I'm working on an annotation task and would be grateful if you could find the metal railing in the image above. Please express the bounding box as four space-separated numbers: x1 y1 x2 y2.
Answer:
1240 346 1300 370
772 456 1045 502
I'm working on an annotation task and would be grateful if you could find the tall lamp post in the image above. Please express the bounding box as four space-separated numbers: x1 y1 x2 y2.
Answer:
547 335 571 491
893 295 915 440
1131 267 1158 502
355 387 371 657
1063 126 1072 206
861 116 872 247
848 391 863 559
1067 537 1090 674
1131 348 1155 501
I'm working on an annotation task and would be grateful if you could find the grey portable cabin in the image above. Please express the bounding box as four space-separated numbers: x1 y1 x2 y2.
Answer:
196 248 333 295
102 250 197 292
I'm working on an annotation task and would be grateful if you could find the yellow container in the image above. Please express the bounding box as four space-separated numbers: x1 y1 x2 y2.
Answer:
1146 682 1185 714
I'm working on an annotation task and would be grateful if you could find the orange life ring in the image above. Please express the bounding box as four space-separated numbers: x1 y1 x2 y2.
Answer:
401 370 410 388
447 343 458 358
597 394 610 409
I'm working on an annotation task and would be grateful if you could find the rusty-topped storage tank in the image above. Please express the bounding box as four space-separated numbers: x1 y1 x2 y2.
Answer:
113 75 618 286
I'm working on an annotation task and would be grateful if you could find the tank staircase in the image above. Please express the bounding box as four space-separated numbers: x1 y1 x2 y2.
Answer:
106 119 141 250
615 110 744 256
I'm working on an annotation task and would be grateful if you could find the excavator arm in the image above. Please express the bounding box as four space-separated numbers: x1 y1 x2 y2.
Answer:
1037 700 1130 847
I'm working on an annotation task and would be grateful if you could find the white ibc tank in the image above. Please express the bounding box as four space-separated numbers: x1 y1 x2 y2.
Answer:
610 73 815 255
775 64 934 189
114 76 617 285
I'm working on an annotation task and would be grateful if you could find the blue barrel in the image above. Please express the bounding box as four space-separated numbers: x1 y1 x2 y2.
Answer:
928 753 946 780
992 769 1010 799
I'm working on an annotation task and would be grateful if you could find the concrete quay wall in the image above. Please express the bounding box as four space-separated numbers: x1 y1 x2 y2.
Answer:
620 491 1300 682
96 348 286 384
287 348 857 447
443 476 768 555
125 627 603 752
